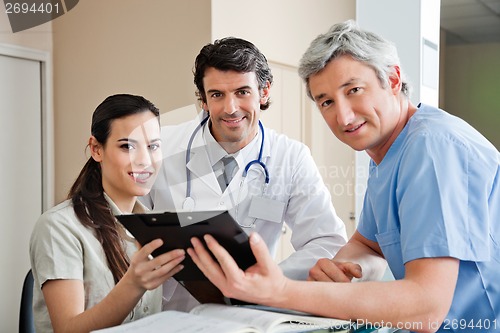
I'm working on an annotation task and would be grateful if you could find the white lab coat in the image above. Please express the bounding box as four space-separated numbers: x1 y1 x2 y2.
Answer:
144 115 347 309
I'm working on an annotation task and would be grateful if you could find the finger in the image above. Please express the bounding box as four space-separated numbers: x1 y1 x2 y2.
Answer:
203 234 241 275
308 259 338 281
308 266 335 282
154 249 185 265
186 238 203 267
153 255 185 276
329 262 360 282
190 237 217 265
186 246 200 264
309 259 352 282
247 233 275 274
139 238 164 259
142 262 185 290
165 263 184 278
341 262 363 279
188 237 226 282
150 249 185 271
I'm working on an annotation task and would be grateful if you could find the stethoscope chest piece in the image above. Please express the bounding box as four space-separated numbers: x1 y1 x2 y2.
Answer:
182 197 195 211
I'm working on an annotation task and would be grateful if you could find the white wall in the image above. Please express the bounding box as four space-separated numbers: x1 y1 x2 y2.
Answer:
0 10 53 332
0 46 52 333
356 0 440 107
356 0 442 281
355 0 441 225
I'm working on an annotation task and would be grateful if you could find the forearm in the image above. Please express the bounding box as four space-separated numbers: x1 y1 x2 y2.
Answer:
54 278 145 333
333 241 387 281
279 237 346 280
270 258 457 333
270 279 444 333
89 278 145 328
189 232 453 333
333 231 387 281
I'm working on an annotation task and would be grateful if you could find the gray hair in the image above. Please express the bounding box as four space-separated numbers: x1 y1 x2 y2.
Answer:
298 20 411 99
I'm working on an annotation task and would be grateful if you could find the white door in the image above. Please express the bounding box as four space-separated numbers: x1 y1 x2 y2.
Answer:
0 54 42 332
262 63 303 261
262 63 356 262
307 101 356 236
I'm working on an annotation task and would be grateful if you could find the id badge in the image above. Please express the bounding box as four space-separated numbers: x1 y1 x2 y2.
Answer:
248 196 285 223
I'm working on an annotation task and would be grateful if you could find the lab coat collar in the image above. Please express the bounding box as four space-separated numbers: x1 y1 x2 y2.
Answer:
202 121 228 168
186 128 222 195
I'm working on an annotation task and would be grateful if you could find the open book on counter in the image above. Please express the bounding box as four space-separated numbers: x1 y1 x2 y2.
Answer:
92 303 354 333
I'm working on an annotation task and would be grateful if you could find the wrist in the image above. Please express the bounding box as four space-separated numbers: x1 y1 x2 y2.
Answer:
119 271 147 296
267 277 294 308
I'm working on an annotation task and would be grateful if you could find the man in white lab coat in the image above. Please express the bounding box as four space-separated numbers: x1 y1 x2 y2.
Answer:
145 37 347 310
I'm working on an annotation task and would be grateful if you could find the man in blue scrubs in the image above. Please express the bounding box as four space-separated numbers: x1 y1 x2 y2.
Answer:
188 20 500 332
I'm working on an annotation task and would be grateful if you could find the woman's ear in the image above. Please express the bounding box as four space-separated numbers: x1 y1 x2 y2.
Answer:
89 136 103 162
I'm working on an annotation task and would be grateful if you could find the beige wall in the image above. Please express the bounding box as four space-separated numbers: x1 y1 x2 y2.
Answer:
212 0 355 67
443 42 500 149
52 0 211 202
2 0 357 207
0 12 52 51
212 0 356 234
52 0 355 204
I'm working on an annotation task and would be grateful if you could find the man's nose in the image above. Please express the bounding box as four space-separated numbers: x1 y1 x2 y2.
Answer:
223 97 238 115
336 102 356 126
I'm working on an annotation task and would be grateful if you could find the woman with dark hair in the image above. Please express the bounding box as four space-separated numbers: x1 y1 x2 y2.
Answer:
30 94 185 333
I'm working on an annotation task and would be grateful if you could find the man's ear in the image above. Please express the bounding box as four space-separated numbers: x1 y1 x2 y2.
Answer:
201 101 209 113
388 65 402 95
260 81 271 104
89 136 103 162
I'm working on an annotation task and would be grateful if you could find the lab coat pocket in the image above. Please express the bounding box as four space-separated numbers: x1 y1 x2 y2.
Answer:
375 229 404 279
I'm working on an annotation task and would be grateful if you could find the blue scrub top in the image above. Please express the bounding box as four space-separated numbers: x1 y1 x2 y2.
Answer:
358 104 500 332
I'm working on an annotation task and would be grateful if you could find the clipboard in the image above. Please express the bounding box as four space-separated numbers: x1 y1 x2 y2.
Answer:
116 210 256 283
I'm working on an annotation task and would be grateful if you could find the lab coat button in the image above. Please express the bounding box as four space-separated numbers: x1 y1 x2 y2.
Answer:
143 306 149 313
219 201 224 206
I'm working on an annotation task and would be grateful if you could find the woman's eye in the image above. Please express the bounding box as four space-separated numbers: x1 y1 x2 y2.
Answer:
149 143 160 151
349 87 361 94
120 143 133 150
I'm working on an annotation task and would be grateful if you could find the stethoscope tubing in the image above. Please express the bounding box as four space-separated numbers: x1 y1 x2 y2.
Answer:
185 115 210 199
184 115 270 202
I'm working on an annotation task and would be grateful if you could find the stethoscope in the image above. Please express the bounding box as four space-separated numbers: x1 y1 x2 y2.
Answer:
182 115 270 226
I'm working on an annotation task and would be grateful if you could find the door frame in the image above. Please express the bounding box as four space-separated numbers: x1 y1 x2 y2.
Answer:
0 43 54 210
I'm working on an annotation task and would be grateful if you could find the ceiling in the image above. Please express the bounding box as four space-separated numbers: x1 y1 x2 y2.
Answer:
441 0 500 45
